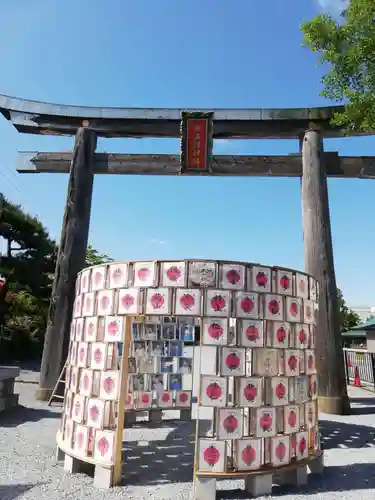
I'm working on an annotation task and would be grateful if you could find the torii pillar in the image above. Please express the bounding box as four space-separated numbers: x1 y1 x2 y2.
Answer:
301 129 351 415
36 127 96 401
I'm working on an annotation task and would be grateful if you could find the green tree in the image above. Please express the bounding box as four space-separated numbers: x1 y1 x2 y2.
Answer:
337 288 361 332
301 0 375 132
85 244 113 267
0 194 57 300
0 194 112 359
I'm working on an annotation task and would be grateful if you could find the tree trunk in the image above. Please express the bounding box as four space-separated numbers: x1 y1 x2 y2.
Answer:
36 127 96 401
301 129 351 415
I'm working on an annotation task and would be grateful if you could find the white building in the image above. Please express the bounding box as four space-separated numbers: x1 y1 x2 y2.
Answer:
349 306 375 323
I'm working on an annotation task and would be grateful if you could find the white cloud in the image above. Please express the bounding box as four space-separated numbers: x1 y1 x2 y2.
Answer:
317 0 349 15
150 238 165 246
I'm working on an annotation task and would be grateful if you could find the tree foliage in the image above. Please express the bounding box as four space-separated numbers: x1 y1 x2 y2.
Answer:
337 288 361 332
0 193 112 360
0 193 57 302
85 245 113 267
301 0 375 132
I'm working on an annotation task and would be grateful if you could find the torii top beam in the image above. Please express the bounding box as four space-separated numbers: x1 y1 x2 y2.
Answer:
0 94 372 139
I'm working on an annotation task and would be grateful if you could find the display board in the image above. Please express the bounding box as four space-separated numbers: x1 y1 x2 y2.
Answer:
56 299 131 487
126 315 194 414
56 259 323 491
193 261 322 498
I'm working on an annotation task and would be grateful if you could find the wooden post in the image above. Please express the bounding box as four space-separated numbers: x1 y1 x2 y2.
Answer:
301 129 351 415
36 127 96 401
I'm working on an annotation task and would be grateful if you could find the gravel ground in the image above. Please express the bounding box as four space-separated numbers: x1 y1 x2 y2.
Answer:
1 376 375 500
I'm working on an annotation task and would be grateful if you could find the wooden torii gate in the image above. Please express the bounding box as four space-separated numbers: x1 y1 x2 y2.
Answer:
1 95 374 415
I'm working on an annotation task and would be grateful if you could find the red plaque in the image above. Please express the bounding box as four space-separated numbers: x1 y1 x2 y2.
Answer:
180 112 213 173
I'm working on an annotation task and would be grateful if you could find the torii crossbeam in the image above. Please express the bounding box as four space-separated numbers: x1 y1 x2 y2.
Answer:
1 94 373 415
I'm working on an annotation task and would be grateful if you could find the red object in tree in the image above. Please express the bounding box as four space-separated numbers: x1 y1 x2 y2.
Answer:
354 365 361 387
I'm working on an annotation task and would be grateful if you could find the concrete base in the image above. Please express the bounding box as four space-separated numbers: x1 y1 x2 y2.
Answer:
193 476 216 500
282 465 308 486
245 473 273 496
56 446 65 461
64 454 84 473
308 453 324 474
35 387 53 402
93 465 114 489
318 395 351 415
0 367 20 414
63 453 94 477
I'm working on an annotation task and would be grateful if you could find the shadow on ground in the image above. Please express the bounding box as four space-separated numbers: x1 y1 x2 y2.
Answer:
121 419 210 485
215 463 375 498
319 418 375 449
0 405 60 428
0 483 41 500
350 396 375 413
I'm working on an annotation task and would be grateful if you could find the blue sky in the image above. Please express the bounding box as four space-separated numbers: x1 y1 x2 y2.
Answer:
0 0 374 306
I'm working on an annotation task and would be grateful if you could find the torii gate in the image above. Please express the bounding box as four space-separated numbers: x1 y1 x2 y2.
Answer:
1 95 374 415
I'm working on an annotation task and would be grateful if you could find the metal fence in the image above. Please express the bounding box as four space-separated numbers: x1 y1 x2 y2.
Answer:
343 348 375 391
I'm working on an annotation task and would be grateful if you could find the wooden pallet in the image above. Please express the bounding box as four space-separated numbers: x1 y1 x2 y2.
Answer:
193 452 324 499
48 361 67 406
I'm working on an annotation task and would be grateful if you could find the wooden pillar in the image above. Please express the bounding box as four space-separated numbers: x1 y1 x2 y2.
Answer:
36 127 96 401
301 129 351 415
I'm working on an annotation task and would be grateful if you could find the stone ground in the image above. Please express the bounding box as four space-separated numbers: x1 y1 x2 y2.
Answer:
1 371 375 500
